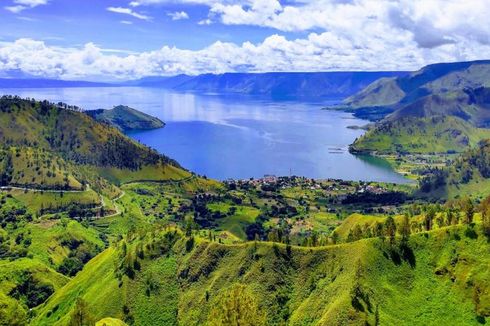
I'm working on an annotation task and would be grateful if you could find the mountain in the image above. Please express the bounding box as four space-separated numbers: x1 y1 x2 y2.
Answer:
129 72 408 98
346 61 490 154
32 224 490 325
0 78 111 88
350 115 490 154
0 96 188 192
344 60 490 110
1 93 489 325
85 105 165 131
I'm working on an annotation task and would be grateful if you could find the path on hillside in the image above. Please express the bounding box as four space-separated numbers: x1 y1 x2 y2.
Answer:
0 175 195 220
0 184 89 193
0 183 124 219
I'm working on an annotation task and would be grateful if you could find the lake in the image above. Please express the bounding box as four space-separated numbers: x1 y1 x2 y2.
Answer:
0 87 408 183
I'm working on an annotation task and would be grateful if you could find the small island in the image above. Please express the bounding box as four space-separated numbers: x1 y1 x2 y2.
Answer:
85 105 165 131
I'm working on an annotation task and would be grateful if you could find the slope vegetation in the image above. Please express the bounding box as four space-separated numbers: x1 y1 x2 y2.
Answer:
344 61 490 154
33 225 489 325
85 105 165 131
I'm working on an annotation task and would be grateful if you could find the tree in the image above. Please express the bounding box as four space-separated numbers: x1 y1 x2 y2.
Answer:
463 198 474 224
446 209 454 226
400 214 411 244
352 225 363 241
479 195 490 237
69 298 93 326
424 207 435 231
384 216 396 246
207 284 266 326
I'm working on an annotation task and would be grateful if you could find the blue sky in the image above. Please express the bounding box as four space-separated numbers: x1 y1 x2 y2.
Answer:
1 0 490 80
1 0 287 52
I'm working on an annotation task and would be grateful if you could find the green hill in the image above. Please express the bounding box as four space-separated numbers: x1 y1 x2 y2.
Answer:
344 60 490 111
0 96 175 170
350 116 490 154
0 96 188 189
85 105 164 131
1 94 489 325
420 139 490 198
32 226 489 325
344 61 490 155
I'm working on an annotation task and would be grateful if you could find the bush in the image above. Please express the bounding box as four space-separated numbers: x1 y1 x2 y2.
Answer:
58 257 84 276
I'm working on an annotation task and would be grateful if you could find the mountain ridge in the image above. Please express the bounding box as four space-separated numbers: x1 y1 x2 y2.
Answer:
126 71 409 98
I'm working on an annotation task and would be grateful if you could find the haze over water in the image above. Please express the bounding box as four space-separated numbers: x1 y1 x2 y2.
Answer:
0 87 408 183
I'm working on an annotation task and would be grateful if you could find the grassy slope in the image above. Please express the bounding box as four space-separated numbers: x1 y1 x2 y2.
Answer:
5 189 100 215
0 97 187 189
351 116 490 154
208 202 261 240
25 219 105 267
1 147 83 189
0 258 69 323
97 162 190 185
33 225 489 325
33 247 123 326
333 213 384 240
343 77 405 108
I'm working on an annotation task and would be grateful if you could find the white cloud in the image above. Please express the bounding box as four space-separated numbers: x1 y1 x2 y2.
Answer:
168 11 189 20
107 7 152 21
5 5 26 13
1 32 489 81
120 20 134 25
1 0 490 79
198 18 212 25
4 0 49 13
15 0 48 5
208 0 490 49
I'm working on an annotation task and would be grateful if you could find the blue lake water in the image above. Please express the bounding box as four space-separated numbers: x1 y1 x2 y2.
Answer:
0 87 408 183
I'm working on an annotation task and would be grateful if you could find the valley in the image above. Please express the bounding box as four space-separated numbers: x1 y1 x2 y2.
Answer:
1 61 490 326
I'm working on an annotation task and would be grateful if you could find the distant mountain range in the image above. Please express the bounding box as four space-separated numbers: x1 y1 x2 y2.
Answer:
0 72 408 98
127 72 408 98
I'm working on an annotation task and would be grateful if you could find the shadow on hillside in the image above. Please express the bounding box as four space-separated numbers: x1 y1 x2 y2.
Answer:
383 243 416 268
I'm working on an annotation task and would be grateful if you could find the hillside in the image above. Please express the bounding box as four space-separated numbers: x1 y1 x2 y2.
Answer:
420 139 490 198
85 105 165 131
32 225 489 325
0 96 178 171
130 71 407 98
344 61 490 155
344 60 490 110
350 116 490 154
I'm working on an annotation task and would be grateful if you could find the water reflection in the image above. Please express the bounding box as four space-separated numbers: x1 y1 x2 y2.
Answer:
0 87 408 183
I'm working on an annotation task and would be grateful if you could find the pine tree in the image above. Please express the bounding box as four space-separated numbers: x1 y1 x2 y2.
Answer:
384 216 396 246
69 298 93 326
463 198 474 224
400 214 411 244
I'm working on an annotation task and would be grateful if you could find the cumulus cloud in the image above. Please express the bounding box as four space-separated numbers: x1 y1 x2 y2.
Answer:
107 6 152 21
4 0 49 13
208 0 490 48
1 0 490 79
1 31 489 80
168 11 189 20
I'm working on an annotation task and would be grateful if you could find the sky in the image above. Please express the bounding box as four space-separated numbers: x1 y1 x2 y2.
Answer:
0 0 490 80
